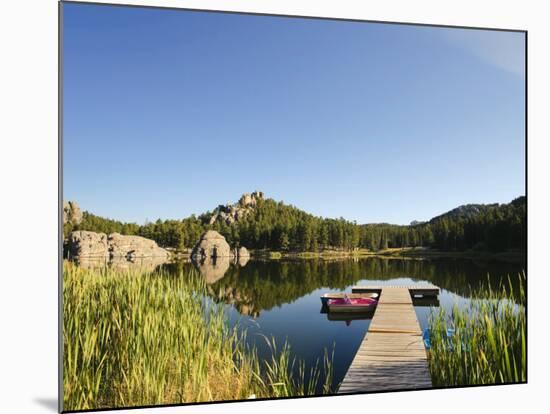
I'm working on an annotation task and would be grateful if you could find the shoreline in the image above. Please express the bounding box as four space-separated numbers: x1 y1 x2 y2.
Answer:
248 247 525 264
160 246 525 265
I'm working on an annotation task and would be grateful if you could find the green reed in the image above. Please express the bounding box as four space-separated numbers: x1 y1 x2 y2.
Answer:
63 262 333 411
428 273 526 386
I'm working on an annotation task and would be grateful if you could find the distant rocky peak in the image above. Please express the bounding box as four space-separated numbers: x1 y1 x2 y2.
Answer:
238 191 264 207
209 191 264 225
63 200 83 225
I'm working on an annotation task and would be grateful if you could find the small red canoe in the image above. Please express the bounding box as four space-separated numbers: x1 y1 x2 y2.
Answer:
327 296 377 312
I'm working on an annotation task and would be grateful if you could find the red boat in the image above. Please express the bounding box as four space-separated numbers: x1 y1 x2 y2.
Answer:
320 292 378 306
327 295 377 312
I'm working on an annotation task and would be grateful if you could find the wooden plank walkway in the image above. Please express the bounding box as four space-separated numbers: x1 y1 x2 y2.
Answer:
352 284 440 296
338 286 433 394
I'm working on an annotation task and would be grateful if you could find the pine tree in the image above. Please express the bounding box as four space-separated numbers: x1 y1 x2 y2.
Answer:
380 233 388 250
279 232 290 251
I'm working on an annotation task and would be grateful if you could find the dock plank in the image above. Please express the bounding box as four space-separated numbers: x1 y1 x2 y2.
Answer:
352 284 440 297
338 286 433 394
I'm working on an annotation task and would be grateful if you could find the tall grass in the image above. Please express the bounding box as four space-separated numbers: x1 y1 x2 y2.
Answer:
428 273 526 386
63 262 333 411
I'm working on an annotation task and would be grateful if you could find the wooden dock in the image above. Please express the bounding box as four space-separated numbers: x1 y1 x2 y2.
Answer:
351 284 440 297
338 285 437 394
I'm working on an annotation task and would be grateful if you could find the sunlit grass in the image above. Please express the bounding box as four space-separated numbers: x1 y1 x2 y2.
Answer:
63 261 333 411
428 273 526 386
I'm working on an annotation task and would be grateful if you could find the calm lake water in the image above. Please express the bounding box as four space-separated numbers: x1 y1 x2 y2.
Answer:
160 256 525 391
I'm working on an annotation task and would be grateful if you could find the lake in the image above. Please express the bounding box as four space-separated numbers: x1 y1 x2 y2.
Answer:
159 256 525 391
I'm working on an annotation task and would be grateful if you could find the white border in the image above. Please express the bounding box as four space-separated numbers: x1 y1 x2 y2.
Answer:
1 1 548 413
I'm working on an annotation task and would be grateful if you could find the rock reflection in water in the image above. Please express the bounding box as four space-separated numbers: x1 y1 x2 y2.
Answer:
192 257 231 284
236 255 250 267
206 284 260 318
74 256 172 272
192 254 250 285
193 255 257 316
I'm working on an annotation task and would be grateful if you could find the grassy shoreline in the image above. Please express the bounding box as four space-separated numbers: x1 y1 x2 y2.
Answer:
427 274 526 386
169 246 524 264
392 248 525 264
63 262 333 411
248 247 525 264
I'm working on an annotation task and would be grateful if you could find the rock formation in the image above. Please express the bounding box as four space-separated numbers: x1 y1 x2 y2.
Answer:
191 230 233 260
66 230 170 260
67 230 109 258
191 231 252 261
191 231 251 282
63 201 83 225
208 191 264 225
239 191 263 207
108 233 170 259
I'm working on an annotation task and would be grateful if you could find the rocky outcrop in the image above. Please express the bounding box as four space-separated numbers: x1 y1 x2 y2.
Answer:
66 230 170 260
63 201 83 225
208 191 264 225
191 231 251 282
108 233 170 259
67 230 109 258
191 231 252 261
191 230 233 260
239 192 263 207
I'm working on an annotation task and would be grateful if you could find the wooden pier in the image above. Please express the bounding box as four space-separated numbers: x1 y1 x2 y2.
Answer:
338 285 439 394
351 284 440 297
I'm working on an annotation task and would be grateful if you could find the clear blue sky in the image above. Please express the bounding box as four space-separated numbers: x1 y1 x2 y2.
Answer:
63 3 525 225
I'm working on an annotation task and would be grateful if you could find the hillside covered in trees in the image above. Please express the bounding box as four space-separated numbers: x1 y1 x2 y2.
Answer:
63 193 526 254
